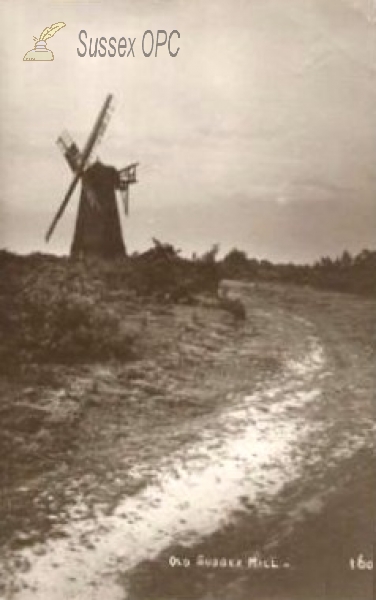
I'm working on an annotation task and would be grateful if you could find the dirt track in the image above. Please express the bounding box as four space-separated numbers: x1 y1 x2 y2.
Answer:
0 282 374 600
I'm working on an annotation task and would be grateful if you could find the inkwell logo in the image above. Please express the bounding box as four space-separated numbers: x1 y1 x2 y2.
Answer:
23 22 66 61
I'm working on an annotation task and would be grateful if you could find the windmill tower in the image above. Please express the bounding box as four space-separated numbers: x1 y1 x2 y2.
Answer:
45 94 138 258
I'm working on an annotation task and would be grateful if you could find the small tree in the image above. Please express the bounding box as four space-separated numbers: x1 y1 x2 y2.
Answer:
222 248 249 278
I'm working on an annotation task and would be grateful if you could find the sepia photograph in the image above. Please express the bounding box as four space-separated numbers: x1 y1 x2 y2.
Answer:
0 1 375 599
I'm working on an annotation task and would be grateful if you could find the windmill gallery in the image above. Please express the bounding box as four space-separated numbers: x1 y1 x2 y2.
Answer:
45 94 138 258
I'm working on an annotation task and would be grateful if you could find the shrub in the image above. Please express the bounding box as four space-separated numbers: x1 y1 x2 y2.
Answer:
0 278 138 366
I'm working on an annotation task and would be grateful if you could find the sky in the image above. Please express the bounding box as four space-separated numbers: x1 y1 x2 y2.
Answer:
0 0 375 262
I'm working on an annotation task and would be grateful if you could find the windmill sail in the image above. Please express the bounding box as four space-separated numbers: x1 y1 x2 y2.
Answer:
56 131 81 172
45 94 114 242
117 163 138 216
121 185 129 216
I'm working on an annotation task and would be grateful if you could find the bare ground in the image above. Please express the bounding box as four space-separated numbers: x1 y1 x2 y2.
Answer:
0 282 374 599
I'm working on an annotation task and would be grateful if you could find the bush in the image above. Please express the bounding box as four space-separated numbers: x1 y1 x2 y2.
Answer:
32 295 137 363
0 269 138 366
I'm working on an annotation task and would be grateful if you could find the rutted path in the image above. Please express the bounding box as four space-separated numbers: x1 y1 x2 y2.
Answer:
1 283 374 600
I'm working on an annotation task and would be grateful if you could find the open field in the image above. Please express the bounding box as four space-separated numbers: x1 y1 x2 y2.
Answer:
0 256 374 600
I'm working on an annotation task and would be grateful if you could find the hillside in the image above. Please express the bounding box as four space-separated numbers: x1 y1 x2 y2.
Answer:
0 249 374 600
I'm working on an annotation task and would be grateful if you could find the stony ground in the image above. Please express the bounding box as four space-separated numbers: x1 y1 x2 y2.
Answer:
0 281 374 600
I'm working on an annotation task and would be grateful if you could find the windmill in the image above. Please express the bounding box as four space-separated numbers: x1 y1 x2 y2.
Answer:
45 94 138 258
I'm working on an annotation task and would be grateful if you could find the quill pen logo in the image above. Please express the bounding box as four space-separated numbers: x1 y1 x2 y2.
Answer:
23 22 66 61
